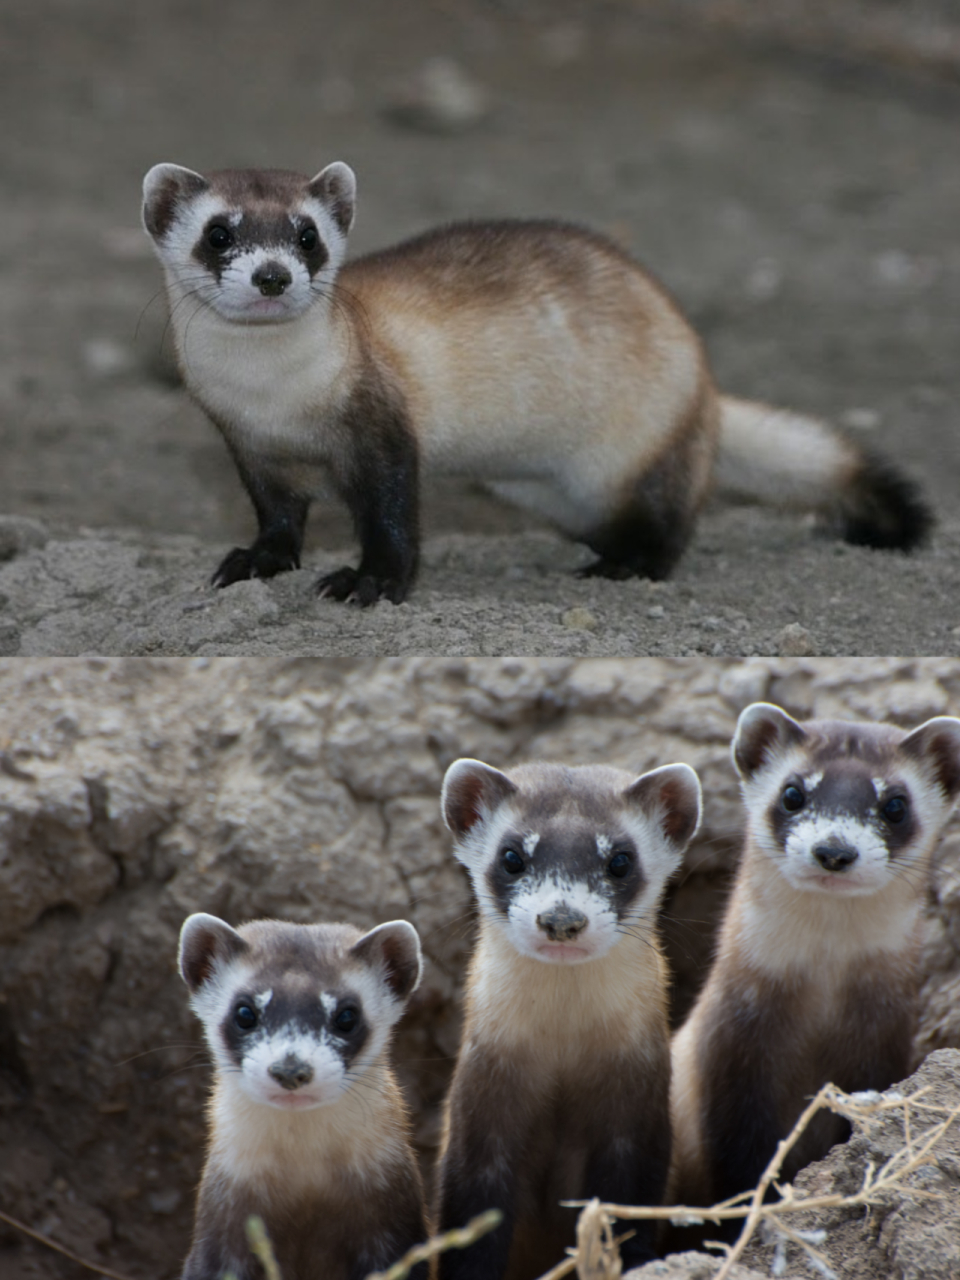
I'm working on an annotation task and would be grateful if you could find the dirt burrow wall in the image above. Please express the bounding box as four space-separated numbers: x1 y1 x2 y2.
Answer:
2 657 960 1280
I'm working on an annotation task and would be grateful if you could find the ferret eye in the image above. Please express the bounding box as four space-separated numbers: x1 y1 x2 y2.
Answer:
607 852 632 878
299 225 320 252
881 796 908 824
501 848 524 875
781 785 805 813
333 1006 359 1034
234 1004 257 1031
207 223 234 251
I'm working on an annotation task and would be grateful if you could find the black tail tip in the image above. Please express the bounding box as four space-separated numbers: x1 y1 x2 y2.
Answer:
838 452 934 552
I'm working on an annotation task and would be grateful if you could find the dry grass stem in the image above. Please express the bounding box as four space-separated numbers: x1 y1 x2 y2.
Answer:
364 1208 503 1280
246 1214 283 1280
0 1207 136 1280
560 1082 960 1280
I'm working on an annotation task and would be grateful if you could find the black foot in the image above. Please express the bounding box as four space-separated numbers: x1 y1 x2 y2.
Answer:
316 565 408 606
212 544 300 588
577 558 644 581
578 558 670 583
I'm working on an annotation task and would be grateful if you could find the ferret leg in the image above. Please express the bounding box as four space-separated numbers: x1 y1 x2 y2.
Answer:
577 449 699 581
317 395 421 606
435 1060 529 1280
212 456 309 587
582 1078 672 1267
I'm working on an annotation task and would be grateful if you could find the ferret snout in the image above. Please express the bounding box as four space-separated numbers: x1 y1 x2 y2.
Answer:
813 843 859 872
536 903 588 941
252 260 293 297
267 1053 315 1091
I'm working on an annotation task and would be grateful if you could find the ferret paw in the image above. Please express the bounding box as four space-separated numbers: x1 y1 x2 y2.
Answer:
576 557 638 581
316 566 407 606
212 545 299 587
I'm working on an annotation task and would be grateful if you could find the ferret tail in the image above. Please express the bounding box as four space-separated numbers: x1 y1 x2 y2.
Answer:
715 395 933 551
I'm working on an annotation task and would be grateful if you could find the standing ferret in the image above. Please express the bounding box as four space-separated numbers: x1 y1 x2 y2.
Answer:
435 757 703 1279
177 913 429 1280
141 161 931 606
669 703 960 1211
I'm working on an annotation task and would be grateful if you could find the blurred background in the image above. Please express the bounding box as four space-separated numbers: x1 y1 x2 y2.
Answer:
2 0 960 557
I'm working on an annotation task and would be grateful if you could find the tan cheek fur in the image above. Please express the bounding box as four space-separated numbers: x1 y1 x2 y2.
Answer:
459 921 670 1080
204 1058 412 1199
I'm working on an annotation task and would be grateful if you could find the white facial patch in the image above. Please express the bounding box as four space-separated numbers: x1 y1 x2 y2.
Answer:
740 744 811 824
504 872 618 964
254 989 273 1010
596 834 612 857
238 1028 349 1110
782 813 893 895
522 833 540 857
213 247 316 322
150 188 349 326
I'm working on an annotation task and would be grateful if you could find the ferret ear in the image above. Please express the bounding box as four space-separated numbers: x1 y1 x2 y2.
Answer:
178 913 247 992
442 759 518 843
624 763 702 853
350 921 422 1006
307 161 356 235
142 163 208 240
900 716 960 804
733 702 807 780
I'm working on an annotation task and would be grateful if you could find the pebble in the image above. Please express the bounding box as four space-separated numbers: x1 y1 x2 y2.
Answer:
0 515 49 562
840 407 881 431
562 606 597 631
776 623 818 657
384 58 490 134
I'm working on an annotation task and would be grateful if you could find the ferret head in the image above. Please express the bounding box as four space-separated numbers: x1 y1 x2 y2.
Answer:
733 702 960 897
141 162 356 323
178 915 421 1110
442 759 701 964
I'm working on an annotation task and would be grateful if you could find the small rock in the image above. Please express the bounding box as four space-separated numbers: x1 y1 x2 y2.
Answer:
82 338 135 378
384 58 490 134
647 605 665 620
0 515 49 562
776 623 817 657
743 257 782 302
840 406 881 431
562 606 597 631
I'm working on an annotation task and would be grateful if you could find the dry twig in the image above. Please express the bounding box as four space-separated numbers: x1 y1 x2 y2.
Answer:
559 1082 960 1280
364 1208 503 1280
0 1207 135 1280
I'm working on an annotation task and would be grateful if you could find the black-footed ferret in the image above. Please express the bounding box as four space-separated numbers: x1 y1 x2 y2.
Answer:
435 757 703 1279
177 913 429 1280
670 703 960 1211
141 161 931 606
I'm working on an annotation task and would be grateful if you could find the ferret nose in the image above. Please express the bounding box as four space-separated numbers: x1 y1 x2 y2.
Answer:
252 261 292 297
268 1054 314 1090
813 844 859 872
536 903 588 941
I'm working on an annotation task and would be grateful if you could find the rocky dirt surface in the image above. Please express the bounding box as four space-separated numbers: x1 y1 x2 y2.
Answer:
2 657 960 1279
3 0 960 656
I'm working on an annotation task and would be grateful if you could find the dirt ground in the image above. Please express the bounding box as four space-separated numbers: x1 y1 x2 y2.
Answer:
2 0 960 656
